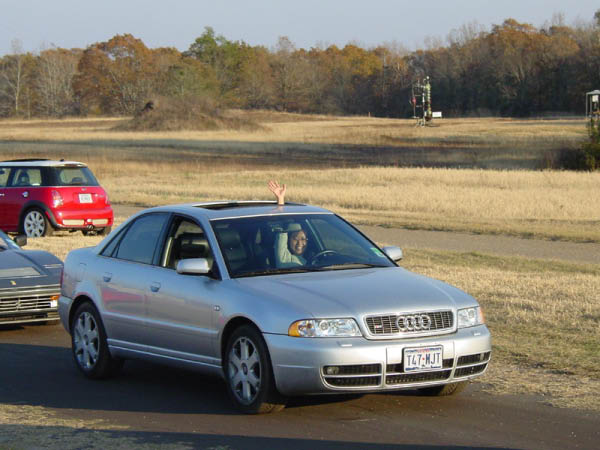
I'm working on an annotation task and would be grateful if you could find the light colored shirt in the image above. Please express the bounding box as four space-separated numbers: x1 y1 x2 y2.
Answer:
274 232 306 268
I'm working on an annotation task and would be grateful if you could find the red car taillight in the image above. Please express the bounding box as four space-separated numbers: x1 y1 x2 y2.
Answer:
51 190 63 207
105 194 110 205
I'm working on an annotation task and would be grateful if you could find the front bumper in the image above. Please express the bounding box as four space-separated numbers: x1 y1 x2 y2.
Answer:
265 325 491 396
0 285 60 325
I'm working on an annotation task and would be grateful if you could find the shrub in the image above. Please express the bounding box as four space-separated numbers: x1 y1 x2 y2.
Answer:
114 95 261 132
558 119 600 171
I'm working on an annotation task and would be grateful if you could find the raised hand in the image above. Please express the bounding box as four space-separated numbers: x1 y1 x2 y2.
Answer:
268 180 286 205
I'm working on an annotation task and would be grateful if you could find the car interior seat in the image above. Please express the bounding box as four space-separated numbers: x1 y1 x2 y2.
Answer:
172 232 213 270
15 172 30 186
217 228 248 273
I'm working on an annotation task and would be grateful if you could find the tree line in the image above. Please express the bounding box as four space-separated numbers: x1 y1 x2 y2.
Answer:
1 14 599 119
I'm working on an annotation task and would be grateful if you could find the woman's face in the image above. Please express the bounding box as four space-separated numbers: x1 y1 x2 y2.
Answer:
288 230 307 256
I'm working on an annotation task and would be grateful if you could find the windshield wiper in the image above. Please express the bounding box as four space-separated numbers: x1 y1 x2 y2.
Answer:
235 267 325 278
316 262 389 270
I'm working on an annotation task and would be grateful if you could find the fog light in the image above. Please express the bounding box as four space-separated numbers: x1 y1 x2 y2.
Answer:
325 366 340 375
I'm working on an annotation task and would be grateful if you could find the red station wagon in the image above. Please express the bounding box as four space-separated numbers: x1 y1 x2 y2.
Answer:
0 159 113 237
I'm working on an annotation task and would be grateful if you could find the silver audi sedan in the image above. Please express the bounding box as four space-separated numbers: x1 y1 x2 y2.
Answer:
59 201 491 413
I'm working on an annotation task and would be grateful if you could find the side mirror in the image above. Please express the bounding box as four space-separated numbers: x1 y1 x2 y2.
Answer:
14 234 27 247
382 246 403 261
176 258 211 275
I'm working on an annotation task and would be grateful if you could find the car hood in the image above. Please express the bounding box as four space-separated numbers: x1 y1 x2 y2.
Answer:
235 267 477 319
0 249 61 288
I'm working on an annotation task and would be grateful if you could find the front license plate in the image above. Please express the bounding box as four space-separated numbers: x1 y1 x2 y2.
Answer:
79 193 92 203
404 346 443 372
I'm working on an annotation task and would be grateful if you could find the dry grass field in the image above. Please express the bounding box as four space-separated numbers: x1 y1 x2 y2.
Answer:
2 113 600 411
0 114 598 242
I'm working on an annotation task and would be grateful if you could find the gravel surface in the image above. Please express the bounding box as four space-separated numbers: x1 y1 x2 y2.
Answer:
360 225 600 264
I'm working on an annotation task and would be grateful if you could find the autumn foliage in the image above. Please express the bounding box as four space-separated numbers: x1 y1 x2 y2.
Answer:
1 16 600 121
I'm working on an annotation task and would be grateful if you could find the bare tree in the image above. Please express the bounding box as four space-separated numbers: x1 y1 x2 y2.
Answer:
36 47 79 116
0 39 29 116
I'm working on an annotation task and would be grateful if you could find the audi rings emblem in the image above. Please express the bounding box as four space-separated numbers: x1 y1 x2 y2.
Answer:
397 314 431 332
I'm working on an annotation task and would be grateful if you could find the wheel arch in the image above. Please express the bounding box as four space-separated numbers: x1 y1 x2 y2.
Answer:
19 201 59 229
220 316 263 363
68 294 97 333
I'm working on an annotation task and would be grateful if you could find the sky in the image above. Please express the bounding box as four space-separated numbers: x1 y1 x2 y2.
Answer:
0 0 598 56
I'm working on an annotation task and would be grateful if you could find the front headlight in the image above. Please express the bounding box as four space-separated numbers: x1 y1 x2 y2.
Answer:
457 306 485 328
288 318 362 337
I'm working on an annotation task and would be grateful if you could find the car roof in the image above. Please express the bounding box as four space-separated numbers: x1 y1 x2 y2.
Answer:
139 201 333 220
0 159 87 167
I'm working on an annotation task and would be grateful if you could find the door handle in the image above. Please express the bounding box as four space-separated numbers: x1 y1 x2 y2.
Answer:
102 272 112 282
150 282 161 292
0 193 4 197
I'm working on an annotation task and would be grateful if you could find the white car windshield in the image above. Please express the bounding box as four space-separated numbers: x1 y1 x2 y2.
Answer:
211 214 395 278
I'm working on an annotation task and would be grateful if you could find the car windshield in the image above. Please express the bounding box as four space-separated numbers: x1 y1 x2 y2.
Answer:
211 213 395 278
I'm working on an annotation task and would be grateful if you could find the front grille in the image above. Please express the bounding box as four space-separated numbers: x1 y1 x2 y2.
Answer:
386 370 452 385
323 364 382 388
365 311 453 336
324 364 381 375
457 352 491 366
455 363 487 378
0 285 59 317
326 376 382 387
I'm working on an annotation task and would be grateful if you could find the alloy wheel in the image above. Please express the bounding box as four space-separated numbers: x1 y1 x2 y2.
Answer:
23 210 46 237
228 336 262 405
73 311 100 370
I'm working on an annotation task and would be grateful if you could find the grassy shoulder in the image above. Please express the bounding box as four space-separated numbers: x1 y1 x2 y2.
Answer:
401 248 600 411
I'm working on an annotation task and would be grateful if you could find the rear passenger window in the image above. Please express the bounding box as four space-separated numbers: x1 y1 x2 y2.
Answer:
11 168 42 187
114 213 168 264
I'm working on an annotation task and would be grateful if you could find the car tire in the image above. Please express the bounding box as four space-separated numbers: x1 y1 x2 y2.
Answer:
21 208 54 237
71 302 122 379
98 226 112 236
418 381 468 396
224 325 287 414
82 226 111 236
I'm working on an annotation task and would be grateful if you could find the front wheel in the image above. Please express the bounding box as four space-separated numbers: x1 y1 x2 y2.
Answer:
71 302 122 379
418 381 468 396
224 325 287 414
21 208 53 237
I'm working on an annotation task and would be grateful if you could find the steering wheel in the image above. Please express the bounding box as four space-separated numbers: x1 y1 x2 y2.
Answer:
310 250 339 266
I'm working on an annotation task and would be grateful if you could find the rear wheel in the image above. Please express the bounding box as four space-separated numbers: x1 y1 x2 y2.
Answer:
418 381 468 396
224 325 287 414
98 226 112 236
21 208 53 237
71 302 122 379
82 226 112 236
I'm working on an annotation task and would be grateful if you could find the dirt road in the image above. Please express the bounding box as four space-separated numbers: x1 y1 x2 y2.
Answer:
359 225 600 265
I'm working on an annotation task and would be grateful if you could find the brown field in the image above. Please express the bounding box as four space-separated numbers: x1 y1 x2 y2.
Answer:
3 113 600 411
